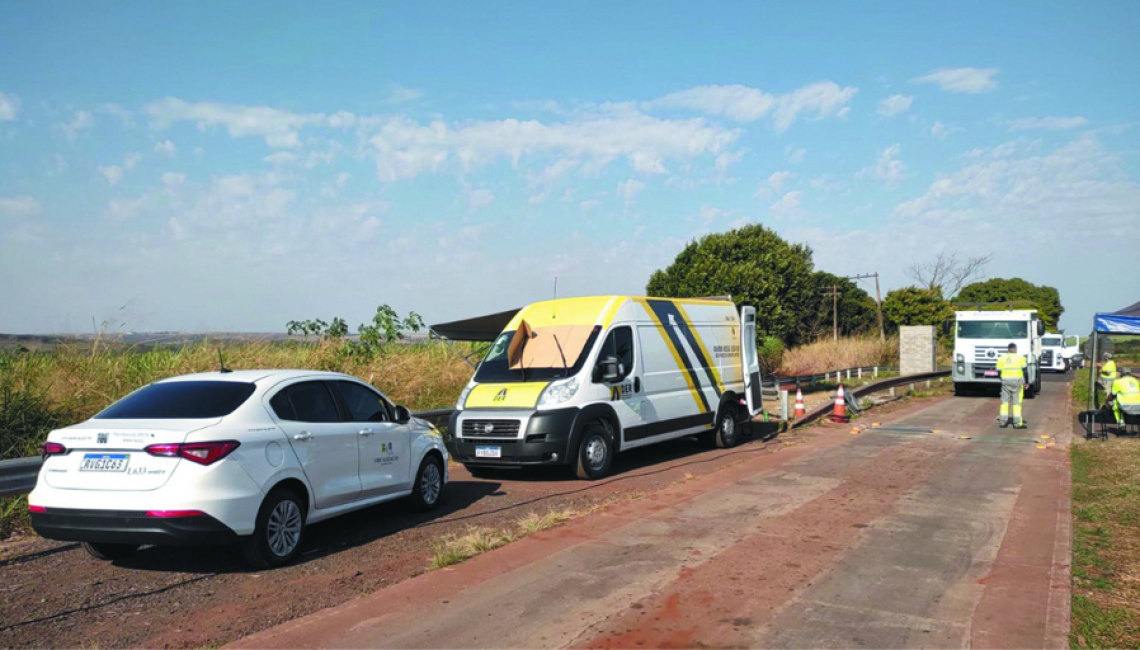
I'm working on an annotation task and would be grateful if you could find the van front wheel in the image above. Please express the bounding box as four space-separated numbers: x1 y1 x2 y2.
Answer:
575 423 613 480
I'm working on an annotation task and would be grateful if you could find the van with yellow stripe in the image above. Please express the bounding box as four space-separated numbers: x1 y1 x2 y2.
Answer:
432 296 763 479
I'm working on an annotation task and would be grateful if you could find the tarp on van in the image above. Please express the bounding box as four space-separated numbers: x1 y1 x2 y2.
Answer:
508 321 594 370
431 309 520 342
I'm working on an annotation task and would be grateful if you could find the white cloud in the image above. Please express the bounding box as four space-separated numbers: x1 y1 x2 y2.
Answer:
61 110 94 140
386 85 424 105
715 150 744 173
124 152 143 169
154 139 177 156
1009 116 1089 131
469 188 495 209
696 205 730 226
877 94 914 117
0 196 42 217
0 92 19 121
367 109 739 182
912 67 999 94
100 103 133 125
142 98 331 148
617 178 645 205
769 191 804 219
769 170 793 192
786 146 806 164
579 199 601 212
263 151 297 165
931 121 962 140
161 172 186 187
98 165 124 186
859 144 906 186
650 81 858 131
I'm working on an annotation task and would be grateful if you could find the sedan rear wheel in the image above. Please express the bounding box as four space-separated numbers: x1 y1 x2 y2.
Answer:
242 487 306 569
82 542 140 561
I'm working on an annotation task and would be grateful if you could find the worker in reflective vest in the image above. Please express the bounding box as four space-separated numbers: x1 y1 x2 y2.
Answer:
1109 368 1140 425
996 343 1029 429
1099 353 1119 394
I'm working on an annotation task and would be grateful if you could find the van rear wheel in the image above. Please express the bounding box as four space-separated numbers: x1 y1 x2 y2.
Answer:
714 407 741 449
575 423 613 480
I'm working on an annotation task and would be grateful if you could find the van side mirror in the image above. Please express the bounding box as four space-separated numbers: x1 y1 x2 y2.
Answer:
394 405 411 423
596 355 621 383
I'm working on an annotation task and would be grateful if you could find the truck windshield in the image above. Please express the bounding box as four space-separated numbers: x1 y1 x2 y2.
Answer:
473 326 601 382
956 321 1029 339
1042 337 1062 346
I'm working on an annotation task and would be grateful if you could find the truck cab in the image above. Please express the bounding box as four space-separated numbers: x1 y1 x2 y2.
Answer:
1041 334 1081 372
951 308 1044 396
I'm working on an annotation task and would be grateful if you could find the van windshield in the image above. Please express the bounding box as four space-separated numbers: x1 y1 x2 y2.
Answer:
474 326 601 382
1042 337 1062 346
957 321 1029 339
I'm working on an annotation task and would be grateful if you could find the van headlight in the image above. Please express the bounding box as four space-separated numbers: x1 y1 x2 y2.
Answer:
538 377 579 406
956 353 964 363
456 384 474 409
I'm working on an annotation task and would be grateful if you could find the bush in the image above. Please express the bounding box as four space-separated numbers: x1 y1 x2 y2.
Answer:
757 336 785 375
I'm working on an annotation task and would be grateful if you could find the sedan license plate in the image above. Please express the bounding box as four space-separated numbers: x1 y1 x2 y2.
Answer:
983 370 999 378
475 446 501 459
80 453 129 472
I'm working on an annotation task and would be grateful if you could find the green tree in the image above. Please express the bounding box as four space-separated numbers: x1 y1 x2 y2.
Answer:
956 278 1064 330
802 271 878 340
882 287 953 330
646 224 816 344
358 305 425 352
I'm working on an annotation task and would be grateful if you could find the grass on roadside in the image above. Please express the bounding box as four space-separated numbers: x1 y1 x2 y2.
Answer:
778 336 899 377
428 508 581 569
1070 440 1140 648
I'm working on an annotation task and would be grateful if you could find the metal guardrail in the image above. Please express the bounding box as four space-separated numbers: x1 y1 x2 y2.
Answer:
0 371 936 499
787 369 952 429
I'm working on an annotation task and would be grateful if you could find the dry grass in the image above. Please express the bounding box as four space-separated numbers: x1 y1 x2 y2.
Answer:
778 336 899 376
428 507 581 569
1071 440 1140 648
0 339 473 461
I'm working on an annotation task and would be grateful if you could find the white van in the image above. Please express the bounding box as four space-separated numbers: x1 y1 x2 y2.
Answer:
433 296 763 479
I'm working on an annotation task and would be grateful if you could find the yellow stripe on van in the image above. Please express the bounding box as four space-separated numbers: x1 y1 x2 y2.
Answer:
464 382 549 409
506 296 622 330
675 302 724 394
632 298 708 413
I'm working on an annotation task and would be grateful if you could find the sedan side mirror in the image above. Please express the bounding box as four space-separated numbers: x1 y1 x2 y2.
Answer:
394 405 412 424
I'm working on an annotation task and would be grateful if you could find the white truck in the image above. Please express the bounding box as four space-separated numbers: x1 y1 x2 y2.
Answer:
951 307 1044 397
1040 333 1082 372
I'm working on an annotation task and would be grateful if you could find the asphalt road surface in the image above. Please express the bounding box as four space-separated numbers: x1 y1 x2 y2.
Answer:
1 374 1072 648
235 373 1073 649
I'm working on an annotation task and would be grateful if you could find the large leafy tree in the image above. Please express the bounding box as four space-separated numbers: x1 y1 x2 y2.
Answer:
956 278 1064 330
802 271 878 340
882 287 953 330
646 224 817 344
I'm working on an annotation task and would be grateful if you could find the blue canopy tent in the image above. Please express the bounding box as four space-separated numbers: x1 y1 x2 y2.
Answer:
1086 300 1140 412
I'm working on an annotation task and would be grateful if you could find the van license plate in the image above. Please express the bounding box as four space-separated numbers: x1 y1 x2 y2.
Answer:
475 446 501 459
984 370 999 377
80 453 129 472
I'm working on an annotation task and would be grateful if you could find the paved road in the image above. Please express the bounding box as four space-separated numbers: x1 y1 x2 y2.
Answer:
234 374 1073 649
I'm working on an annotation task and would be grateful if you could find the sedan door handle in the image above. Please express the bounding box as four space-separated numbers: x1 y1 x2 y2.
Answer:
358 429 375 436
293 431 313 441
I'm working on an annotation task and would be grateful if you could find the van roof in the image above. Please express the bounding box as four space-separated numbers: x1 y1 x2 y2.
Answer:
432 295 735 341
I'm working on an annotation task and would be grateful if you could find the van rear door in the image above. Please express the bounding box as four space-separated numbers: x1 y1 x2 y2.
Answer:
740 306 763 416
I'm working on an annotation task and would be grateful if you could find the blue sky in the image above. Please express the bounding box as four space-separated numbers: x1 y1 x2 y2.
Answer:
1 1 1138 335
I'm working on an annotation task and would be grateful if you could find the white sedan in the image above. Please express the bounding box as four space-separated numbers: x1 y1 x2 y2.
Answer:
28 369 449 568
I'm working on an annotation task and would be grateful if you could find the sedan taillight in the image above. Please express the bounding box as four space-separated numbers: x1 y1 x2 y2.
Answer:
144 441 240 465
41 442 67 459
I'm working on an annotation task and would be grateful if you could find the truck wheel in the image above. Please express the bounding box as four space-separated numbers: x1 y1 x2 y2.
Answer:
954 383 972 397
575 423 613 480
1062 359 1070 373
82 542 140 561
714 407 741 449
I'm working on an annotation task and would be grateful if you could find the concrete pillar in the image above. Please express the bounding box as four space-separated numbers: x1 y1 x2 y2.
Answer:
900 326 936 376
780 390 789 421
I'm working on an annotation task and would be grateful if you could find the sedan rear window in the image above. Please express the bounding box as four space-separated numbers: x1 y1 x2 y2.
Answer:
96 381 257 419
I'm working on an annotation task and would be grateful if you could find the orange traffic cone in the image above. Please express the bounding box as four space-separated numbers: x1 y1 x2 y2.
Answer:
831 384 849 423
793 387 806 419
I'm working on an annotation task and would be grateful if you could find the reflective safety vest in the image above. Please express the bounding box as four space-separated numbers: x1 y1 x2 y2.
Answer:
1112 376 1140 405
1101 360 1118 381
995 353 1027 380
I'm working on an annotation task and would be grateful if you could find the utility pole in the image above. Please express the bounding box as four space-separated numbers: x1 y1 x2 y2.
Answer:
823 285 840 340
844 272 885 342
